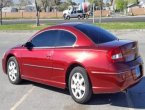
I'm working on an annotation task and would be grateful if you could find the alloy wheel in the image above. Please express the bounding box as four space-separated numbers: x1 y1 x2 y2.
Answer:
8 61 18 82
71 72 86 99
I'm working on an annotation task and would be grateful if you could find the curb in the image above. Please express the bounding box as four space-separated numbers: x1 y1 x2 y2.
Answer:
110 29 145 32
0 29 145 33
0 30 38 33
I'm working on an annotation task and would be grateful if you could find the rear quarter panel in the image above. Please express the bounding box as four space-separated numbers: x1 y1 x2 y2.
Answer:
52 47 110 87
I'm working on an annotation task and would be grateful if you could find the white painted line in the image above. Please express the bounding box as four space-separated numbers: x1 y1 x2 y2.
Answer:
10 86 35 110
125 91 135 110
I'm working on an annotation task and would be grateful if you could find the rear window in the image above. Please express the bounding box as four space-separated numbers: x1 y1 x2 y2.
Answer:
75 24 117 44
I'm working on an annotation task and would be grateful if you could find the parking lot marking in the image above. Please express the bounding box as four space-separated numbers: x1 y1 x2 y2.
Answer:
125 91 135 110
10 86 35 110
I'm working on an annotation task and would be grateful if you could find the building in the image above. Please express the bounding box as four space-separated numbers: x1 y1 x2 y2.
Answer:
139 0 145 8
2 7 18 12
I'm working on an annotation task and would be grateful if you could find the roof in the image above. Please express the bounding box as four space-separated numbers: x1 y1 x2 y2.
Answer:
58 22 84 27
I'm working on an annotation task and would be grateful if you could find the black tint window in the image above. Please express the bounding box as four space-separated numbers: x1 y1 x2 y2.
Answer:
56 30 76 46
31 30 58 47
77 10 83 13
75 24 117 44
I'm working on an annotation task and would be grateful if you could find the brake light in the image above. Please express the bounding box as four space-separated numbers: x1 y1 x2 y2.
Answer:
108 48 124 63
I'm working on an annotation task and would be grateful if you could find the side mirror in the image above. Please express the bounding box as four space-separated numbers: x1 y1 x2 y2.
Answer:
25 42 33 50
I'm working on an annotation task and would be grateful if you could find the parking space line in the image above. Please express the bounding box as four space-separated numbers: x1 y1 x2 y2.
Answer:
125 91 135 110
10 86 35 110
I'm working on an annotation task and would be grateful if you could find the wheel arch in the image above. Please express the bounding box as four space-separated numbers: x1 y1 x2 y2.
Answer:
5 54 16 74
65 62 92 88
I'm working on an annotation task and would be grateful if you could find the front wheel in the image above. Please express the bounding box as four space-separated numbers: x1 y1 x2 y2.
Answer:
69 67 92 104
66 16 70 20
7 57 22 84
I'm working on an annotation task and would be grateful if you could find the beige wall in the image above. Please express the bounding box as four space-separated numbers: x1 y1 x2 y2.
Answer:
129 8 145 16
2 12 63 19
2 11 111 19
94 10 110 17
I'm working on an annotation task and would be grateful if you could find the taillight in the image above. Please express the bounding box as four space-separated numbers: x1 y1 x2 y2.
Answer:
108 48 124 63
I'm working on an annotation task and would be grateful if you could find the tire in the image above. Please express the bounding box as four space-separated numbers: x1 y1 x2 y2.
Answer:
63 14 66 19
78 15 81 20
69 66 92 104
66 16 70 20
7 56 22 84
85 14 89 19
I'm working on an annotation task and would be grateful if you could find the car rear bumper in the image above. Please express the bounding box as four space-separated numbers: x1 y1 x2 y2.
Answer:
90 57 144 94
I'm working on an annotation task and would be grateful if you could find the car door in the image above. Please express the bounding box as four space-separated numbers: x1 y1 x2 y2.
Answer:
21 30 59 81
51 30 77 83
71 11 77 18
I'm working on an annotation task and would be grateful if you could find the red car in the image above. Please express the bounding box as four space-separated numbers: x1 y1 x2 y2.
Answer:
2 23 144 103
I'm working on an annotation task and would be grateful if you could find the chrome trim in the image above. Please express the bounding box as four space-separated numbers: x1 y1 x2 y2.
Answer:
91 71 117 75
53 67 64 71
23 64 64 71
24 64 52 69
32 46 73 49
91 71 129 74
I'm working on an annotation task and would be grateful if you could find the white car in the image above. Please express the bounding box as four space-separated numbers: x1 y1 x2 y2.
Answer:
64 10 84 20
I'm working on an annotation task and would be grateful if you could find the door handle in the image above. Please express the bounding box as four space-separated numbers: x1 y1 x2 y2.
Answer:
46 54 51 58
46 51 54 58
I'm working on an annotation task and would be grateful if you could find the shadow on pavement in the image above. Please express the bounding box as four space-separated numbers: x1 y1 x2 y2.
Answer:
21 77 145 109
88 77 145 109
128 77 145 109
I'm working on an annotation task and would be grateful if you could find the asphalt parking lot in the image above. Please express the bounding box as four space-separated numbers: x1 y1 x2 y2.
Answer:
0 31 145 110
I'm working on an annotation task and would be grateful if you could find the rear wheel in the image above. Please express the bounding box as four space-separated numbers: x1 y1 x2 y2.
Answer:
66 16 70 20
7 57 22 84
78 15 81 20
69 67 92 104
85 14 89 19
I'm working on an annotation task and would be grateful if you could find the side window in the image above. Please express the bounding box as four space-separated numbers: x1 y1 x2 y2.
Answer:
55 30 76 47
31 30 58 47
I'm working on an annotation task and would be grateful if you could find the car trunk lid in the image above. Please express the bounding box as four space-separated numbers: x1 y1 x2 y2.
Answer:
97 40 138 62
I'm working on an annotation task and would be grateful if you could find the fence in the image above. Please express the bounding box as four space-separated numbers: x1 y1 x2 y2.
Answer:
2 11 110 19
128 8 145 16
94 10 110 17
2 12 63 19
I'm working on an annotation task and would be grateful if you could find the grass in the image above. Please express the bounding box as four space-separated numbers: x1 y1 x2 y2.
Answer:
0 22 145 30
95 22 145 30
0 23 55 30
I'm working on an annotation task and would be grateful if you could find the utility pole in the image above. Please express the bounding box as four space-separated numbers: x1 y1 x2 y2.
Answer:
93 3 95 23
0 2 3 25
99 0 102 23
35 0 40 26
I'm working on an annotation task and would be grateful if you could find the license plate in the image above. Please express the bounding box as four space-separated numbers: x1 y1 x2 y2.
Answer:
135 66 141 78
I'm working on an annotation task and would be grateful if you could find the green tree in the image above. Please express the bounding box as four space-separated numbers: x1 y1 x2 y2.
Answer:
58 2 69 11
17 0 31 9
35 0 61 12
127 0 139 4
0 0 13 25
115 0 125 11
88 0 104 9
115 0 139 12
66 0 73 5
40 0 48 12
